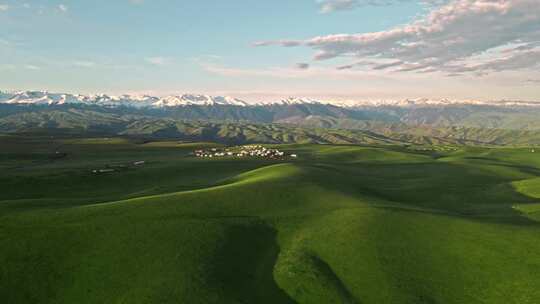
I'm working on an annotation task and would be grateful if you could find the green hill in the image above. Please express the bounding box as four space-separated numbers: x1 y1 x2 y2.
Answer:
1 135 540 303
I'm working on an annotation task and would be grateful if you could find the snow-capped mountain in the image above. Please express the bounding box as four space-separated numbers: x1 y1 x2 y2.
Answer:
0 91 250 108
0 91 157 108
1 90 539 108
276 97 322 105
0 91 81 105
153 95 248 107
3 90 540 132
341 98 540 108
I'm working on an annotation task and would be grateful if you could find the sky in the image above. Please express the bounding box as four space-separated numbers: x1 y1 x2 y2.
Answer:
0 0 539 101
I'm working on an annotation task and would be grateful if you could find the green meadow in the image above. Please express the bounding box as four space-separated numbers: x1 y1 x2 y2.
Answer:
1 134 540 303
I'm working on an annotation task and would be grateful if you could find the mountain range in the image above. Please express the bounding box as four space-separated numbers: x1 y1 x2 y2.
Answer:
2 90 540 108
2 90 540 146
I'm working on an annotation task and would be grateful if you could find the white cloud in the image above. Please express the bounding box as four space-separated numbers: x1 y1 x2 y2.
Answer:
189 54 223 64
202 63 391 80
24 65 41 70
319 0 358 13
317 0 446 13
259 0 540 75
58 4 68 12
0 4 9 11
199 62 540 101
73 61 97 68
253 40 301 47
145 57 170 66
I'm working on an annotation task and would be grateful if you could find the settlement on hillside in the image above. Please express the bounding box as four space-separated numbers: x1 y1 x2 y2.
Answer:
194 145 297 160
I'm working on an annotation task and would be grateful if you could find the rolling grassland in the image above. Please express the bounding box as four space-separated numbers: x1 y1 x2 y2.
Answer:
1 135 540 303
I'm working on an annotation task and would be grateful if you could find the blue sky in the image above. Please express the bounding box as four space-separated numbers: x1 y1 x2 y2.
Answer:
1 0 539 101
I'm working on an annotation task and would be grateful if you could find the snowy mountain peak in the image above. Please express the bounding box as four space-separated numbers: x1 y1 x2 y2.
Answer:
340 98 540 108
1 90 539 108
278 97 322 105
0 91 249 108
151 94 249 107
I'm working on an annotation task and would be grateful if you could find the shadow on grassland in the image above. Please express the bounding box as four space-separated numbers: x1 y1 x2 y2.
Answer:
303 160 540 225
210 222 296 304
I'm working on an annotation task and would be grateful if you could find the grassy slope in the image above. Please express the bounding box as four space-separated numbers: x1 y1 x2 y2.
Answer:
1 135 540 303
